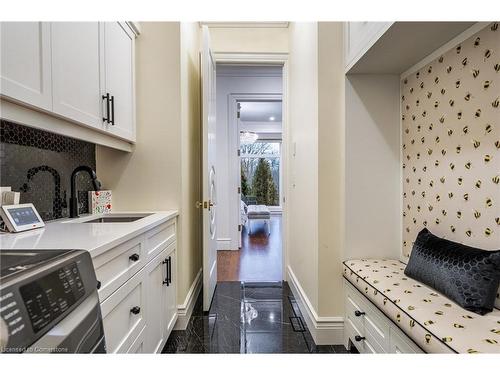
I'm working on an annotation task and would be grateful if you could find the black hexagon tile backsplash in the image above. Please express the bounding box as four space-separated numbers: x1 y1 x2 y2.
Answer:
0 120 97 221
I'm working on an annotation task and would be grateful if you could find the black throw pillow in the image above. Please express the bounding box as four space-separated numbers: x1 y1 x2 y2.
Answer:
404 228 500 315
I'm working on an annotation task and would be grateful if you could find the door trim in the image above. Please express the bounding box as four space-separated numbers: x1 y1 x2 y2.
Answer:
228 92 282 250
213 52 289 283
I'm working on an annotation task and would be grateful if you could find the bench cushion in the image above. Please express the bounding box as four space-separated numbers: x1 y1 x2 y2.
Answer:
343 259 500 353
247 205 271 219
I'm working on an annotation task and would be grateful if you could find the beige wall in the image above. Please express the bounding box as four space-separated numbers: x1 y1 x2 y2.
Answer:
178 22 202 304
97 22 181 212
209 27 288 53
317 22 346 317
96 22 202 307
288 22 347 322
288 22 319 310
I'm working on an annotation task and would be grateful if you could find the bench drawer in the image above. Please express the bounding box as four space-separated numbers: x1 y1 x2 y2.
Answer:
345 281 390 351
390 327 424 353
145 219 176 260
93 235 145 302
101 267 146 353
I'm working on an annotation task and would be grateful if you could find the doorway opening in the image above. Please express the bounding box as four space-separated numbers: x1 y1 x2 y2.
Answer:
215 64 285 283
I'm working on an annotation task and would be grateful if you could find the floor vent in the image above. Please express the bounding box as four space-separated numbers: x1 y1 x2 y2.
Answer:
289 316 306 332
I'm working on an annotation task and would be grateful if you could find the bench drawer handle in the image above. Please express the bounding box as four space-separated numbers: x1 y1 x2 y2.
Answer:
354 310 365 317
130 306 141 315
355 335 366 342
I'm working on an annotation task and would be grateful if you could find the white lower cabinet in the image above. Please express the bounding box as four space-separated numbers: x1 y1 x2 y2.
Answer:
101 267 147 354
95 217 177 353
344 280 423 354
145 243 177 353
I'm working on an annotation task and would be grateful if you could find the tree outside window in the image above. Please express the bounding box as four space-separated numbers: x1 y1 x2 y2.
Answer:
240 142 280 206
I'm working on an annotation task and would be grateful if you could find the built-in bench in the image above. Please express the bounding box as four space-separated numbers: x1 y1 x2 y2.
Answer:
343 259 500 353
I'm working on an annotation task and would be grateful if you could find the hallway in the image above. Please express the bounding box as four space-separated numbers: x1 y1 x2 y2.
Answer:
163 281 348 354
217 215 282 282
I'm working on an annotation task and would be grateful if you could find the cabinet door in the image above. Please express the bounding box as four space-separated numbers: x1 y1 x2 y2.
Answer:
51 22 103 128
102 22 135 141
0 22 52 110
164 247 177 336
145 248 168 353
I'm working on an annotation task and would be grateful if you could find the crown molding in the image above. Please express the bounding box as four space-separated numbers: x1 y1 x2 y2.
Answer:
199 21 289 29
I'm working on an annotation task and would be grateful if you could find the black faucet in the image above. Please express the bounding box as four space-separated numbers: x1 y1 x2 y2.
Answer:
69 166 102 218
20 165 65 219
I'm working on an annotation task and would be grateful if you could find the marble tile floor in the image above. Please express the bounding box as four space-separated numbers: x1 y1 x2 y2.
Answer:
162 281 349 354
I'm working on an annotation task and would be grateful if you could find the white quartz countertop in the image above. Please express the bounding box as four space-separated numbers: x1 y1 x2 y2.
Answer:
0 211 178 257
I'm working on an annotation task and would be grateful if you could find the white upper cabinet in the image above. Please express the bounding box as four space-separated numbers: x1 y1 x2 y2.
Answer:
51 22 103 129
101 22 135 142
0 22 52 110
344 22 393 72
0 21 137 145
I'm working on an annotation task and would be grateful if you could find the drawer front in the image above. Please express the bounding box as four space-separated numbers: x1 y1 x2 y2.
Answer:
145 219 176 260
345 293 365 335
101 267 146 353
345 281 390 350
346 313 386 354
127 325 146 354
93 234 145 301
390 327 424 354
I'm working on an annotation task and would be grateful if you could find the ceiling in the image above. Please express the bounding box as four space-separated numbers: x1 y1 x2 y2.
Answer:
239 101 282 122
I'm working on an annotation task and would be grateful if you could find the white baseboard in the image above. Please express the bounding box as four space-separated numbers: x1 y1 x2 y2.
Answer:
286 265 344 345
173 268 202 330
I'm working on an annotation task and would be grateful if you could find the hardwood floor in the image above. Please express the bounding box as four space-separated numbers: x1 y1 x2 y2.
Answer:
217 215 282 282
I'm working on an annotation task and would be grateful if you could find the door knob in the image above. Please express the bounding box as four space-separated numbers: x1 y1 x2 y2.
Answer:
354 335 366 342
195 201 203 209
354 310 365 317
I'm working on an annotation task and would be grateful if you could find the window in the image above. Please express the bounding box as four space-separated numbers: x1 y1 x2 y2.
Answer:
240 141 281 207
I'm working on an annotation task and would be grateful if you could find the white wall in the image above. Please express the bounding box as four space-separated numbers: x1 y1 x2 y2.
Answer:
216 66 282 250
344 75 401 260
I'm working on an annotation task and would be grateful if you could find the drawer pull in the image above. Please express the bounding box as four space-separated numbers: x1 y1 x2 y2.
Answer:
354 335 366 342
96 280 101 290
130 306 141 315
129 253 140 262
354 310 366 317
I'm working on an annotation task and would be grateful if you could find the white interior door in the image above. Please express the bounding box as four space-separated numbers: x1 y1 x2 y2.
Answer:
201 26 218 311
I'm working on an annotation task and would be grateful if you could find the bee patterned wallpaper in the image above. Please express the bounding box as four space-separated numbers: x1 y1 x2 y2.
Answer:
401 23 500 261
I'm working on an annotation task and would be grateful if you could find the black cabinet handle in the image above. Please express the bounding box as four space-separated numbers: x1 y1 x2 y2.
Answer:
168 256 172 284
129 253 140 262
96 280 101 290
354 335 366 342
354 310 366 317
130 306 141 315
110 95 115 125
102 93 110 123
162 257 170 286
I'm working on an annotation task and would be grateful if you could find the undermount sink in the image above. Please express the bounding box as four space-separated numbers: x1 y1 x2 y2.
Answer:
65 214 152 224
82 216 148 223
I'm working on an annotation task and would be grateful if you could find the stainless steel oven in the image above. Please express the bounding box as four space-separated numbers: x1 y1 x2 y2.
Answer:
0 249 106 353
